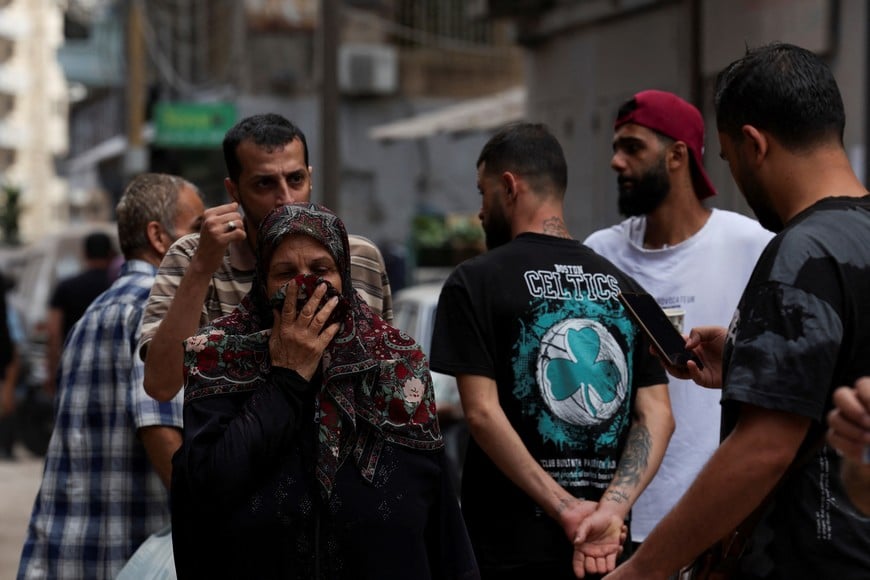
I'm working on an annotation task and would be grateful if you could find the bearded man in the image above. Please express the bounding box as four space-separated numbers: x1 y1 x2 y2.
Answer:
584 90 772 552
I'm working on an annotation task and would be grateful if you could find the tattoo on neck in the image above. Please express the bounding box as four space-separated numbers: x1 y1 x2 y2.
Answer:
542 217 571 239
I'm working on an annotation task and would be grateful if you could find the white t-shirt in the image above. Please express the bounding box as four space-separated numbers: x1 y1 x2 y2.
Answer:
584 209 773 541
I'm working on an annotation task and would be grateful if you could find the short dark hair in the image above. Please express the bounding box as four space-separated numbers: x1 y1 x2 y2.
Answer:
84 232 113 260
116 173 199 259
477 122 567 195
714 42 845 150
222 114 309 183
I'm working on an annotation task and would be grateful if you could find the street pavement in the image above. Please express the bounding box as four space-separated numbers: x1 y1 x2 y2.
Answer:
0 446 43 579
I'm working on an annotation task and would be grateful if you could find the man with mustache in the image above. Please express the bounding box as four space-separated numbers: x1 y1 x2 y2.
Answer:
139 114 392 404
584 90 771 555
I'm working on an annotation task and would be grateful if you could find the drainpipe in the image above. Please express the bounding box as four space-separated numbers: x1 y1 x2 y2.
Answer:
689 0 702 108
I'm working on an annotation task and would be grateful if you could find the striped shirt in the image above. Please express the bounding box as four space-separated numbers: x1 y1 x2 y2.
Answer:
18 260 182 580
138 233 392 354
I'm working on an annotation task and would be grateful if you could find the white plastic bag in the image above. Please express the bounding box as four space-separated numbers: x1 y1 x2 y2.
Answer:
116 525 177 580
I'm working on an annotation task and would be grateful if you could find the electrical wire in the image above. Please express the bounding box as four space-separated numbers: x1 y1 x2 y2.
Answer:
128 0 513 95
343 5 510 57
134 0 244 97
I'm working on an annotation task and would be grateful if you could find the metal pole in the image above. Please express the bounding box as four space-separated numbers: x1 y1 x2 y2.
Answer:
689 0 702 108
320 0 340 212
864 0 870 186
124 0 148 177
234 0 249 93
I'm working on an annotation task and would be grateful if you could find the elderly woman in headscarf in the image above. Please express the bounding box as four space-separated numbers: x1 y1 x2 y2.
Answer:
170 203 478 580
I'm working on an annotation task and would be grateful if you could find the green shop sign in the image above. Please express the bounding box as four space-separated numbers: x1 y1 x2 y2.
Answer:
154 102 236 148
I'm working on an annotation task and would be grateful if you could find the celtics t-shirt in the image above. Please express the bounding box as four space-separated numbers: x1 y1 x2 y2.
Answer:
430 233 665 568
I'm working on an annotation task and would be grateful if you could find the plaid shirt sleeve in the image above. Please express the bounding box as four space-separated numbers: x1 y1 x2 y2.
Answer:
128 350 183 429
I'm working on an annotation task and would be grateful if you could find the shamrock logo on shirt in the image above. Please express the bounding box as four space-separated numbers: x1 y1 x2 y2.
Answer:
536 317 629 427
546 326 620 416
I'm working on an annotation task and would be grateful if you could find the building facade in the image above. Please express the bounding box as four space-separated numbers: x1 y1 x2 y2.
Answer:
0 0 69 243
55 0 523 270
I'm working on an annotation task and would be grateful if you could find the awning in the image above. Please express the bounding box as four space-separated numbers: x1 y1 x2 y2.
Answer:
65 125 154 174
369 86 526 141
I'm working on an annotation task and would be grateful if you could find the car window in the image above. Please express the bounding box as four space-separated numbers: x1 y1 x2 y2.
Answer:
420 306 436 355
9 250 46 332
393 302 420 340
392 304 408 330
393 290 441 356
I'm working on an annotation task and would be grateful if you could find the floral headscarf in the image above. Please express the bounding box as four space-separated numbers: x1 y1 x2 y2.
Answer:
252 202 354 319
182 203 442 498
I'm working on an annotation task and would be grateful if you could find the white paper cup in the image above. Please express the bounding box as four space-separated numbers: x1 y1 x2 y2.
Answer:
662 307 685 334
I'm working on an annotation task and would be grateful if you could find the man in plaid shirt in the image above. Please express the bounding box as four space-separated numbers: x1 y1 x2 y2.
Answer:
17 173 205 579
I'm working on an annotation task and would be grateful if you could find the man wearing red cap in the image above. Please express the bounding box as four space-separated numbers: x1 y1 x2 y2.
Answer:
608 43 870 580
584 89 772 553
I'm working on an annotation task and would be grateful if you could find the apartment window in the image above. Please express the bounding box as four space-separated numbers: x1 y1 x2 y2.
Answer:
0 93 14 118
0 38 13 63
64 14 91 40
0 148 16 172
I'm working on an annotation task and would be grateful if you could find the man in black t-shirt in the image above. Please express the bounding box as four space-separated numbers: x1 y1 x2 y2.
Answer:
45 232 114 396
430 122 673 579
609 43 870 580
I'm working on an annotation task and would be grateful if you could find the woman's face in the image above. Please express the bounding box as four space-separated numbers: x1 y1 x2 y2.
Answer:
266 234 343 299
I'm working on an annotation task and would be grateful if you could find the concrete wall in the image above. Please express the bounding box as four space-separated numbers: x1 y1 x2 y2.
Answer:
836 0 868 184
523 2 695 239
698 0 866 217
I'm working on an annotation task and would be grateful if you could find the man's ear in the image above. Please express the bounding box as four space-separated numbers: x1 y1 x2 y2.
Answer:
145 221 169 256
224 177 240 203
741 125 768 164
668 142 689 172
502 171 519 203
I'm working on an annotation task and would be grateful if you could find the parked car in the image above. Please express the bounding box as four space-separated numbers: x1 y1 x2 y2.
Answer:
392 281 468 490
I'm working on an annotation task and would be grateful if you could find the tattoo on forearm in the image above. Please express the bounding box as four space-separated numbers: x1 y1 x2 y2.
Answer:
604 489 630 504
542 217 571 239
556 497 579 514
609 424 651 499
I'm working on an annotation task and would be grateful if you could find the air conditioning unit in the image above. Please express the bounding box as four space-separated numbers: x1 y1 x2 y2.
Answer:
338 43 398 96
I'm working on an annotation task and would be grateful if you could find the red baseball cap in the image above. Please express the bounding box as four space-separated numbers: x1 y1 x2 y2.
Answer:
615 90 716 199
